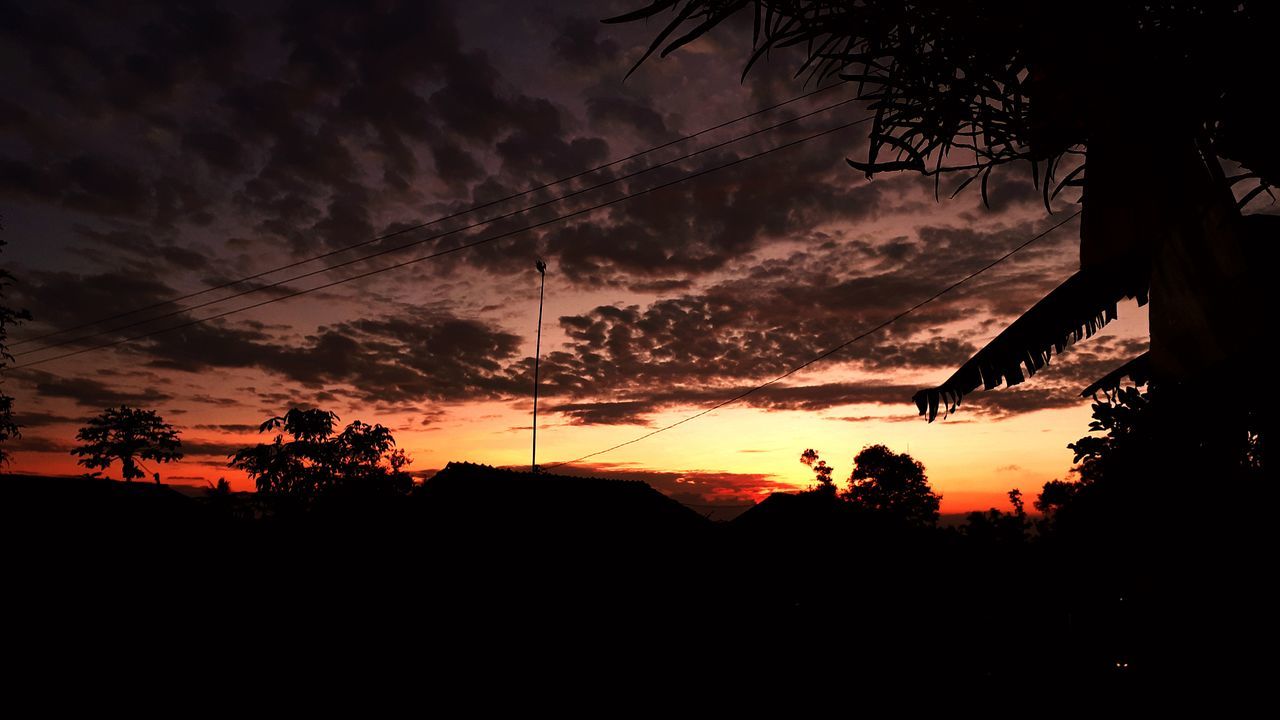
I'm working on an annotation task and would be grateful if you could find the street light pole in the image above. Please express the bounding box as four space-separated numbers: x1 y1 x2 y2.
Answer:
532 258 547 473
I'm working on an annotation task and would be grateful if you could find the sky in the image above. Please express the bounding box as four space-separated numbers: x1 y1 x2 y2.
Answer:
0 0 1165 513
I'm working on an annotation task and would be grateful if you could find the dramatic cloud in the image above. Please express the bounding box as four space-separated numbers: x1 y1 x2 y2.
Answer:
16 370 173 408
135 309 526 404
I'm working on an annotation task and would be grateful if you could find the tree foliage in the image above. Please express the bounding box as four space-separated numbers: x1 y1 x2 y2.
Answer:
844 443 941 527
1033 387 1157 536
70 406 183 481
0 230 31 467
611 1 1277 201
799 447 835 496
229 408 412 501
798 444 941 525
961 488 1030 544
1036 380 1264 544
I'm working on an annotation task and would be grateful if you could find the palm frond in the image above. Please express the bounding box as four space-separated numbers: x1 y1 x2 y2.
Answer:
913 269 1149 421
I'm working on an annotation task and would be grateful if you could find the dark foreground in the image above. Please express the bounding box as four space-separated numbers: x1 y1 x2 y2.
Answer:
4 469 1272 699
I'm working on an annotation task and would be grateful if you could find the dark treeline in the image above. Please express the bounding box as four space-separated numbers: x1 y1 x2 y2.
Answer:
5 389 1269 694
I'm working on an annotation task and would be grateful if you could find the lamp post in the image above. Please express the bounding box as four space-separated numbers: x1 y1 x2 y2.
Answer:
532 258 547 473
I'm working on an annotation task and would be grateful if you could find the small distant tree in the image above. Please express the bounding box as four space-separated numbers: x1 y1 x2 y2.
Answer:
844 444 941 527
229 408 412 502
799 447 835 497
961 488 1031 544
205 477 254 522
71 406 183 482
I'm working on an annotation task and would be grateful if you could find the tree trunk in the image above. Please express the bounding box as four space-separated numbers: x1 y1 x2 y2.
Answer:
1082 128 1263 389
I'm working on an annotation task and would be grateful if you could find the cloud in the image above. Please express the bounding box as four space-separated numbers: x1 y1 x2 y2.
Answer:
192 423 260 433
5 435 75 453
2 0 617 267
551 16 621 69
125 309 527 405
539 129 893 285
548 400 656 426
179 439 247 458
0 154 152 220
9 269 178 338
70 226 210 273
16 370 174 408
550 461 791 504
585 95 676 143
827 414 924 424
11 411 78 428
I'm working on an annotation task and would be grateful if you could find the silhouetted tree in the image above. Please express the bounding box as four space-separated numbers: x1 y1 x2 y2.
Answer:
229 408 412 502
205 477 253 523
1038 381 1262 540
0 225 31 467
71 406 183 482
844 444 940 527
961 488 1030 544
799 447 835 496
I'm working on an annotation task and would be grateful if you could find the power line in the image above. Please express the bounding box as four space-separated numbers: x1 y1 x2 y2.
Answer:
11 84 848 351
14 95 863 359
6 118 869 372
544 210 1083 469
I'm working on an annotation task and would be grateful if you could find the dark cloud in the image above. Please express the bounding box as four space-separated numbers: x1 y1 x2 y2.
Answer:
542 127 892 285
189 395 248 408
3 0 617 264
429 139 485 188
0 154 152 220
551 17 621 69
70 226 210 273
192 423 260 433
827 414 923 424
540 381 927 426
585 95 676 143
958 386 1088 418
17 370 174 408
11 410 78 428
130 309 526 404
536 275 973 402
551 461 790 504
182 130 245 174
626 278 692 294
8 271 180 352
5 435 75 453
549 400 656 426
179 439 247 458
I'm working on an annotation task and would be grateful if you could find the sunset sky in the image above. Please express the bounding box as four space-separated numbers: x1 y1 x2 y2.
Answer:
1 0 1173 512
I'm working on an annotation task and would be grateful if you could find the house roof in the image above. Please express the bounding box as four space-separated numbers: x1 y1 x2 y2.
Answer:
418 461 710 533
